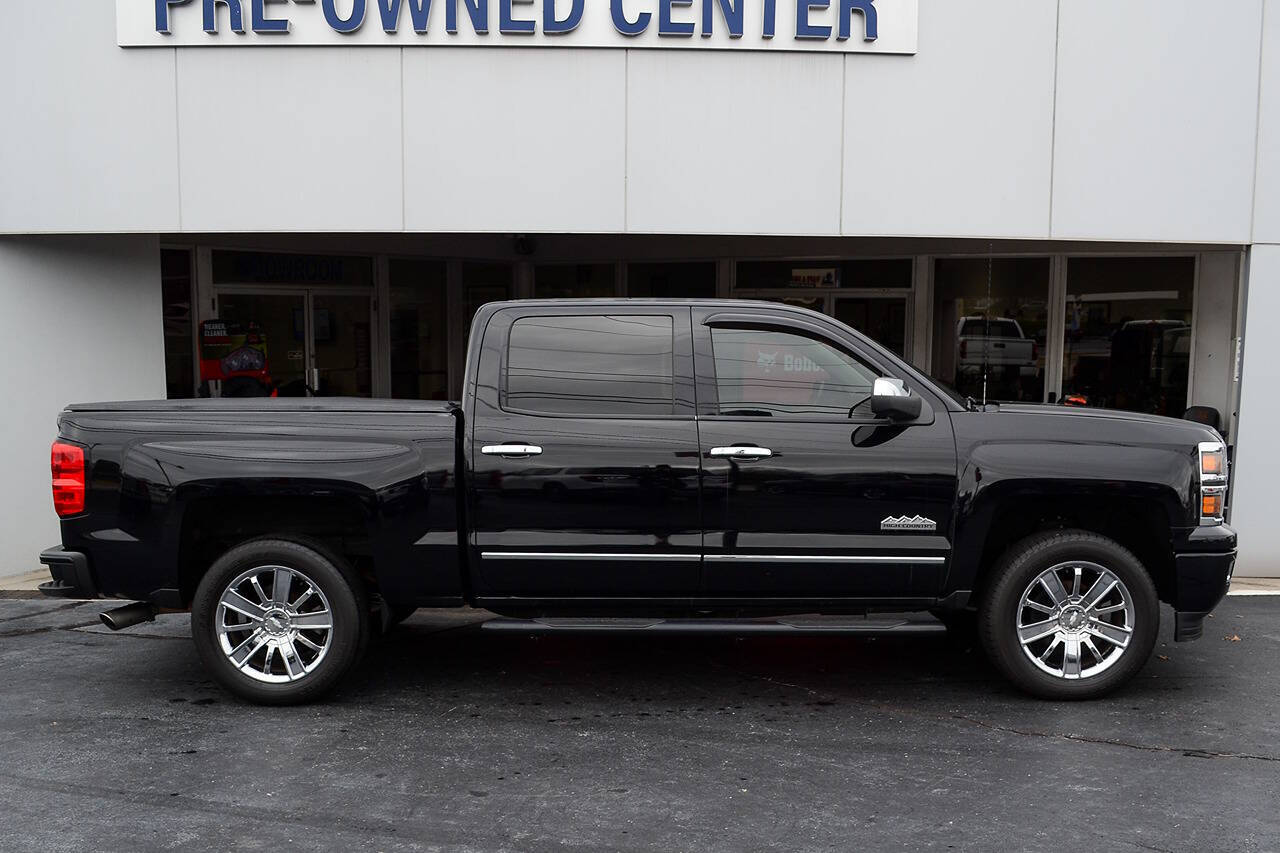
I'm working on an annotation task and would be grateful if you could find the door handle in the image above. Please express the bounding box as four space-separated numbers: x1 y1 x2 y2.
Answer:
482 444 543 458
709 446 773 459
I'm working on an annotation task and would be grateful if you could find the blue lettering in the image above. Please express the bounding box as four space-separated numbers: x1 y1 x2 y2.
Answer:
500 0 534 33
447 0 488 33
795 0 829 39
762 0 775 37
252 0 289 33
658 0 694 36
376 0 433 32
610 0 650 36
155 0 193 34
203 0 245 33
701 0 742 38
544 0 583 34
837 0 877 41
323 0 366 32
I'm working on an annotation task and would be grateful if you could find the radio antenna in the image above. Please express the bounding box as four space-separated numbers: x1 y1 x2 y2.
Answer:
982 242 993 407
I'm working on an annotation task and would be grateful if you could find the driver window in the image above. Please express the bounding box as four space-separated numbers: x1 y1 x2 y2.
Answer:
710 327 879 418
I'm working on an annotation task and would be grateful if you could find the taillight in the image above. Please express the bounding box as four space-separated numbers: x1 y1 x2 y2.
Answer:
960 340 968 359
1032 342 1039 362
1197 440 1227 526
51 442 85 517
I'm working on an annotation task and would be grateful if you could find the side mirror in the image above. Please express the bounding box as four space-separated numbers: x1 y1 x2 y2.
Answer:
870 377 923 421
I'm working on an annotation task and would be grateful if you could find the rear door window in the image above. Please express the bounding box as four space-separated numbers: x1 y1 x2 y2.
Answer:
505 315 675 416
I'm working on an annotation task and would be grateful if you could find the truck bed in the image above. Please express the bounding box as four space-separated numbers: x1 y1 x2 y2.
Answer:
65 398 457 414
54 396 462 607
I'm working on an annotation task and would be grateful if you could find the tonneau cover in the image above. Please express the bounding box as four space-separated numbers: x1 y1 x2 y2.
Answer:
65 398 458 414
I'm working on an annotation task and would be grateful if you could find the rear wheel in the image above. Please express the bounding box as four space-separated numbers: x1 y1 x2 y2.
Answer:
191 538 368 705
979 530 1159 700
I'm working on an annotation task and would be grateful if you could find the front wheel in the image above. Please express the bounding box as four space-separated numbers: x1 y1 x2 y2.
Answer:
191 538 369 705
979 530 1159 700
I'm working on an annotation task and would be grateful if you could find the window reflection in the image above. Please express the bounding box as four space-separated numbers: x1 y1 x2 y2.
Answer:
161 248 195 399
506 315 675 416
933 258 1049 403
534 264 615 299
1062 257 1193 416
389 259 448 400
627 262 716 298
710 327 878 418
834 297 907 357
736 259 913 290
464 262 512 338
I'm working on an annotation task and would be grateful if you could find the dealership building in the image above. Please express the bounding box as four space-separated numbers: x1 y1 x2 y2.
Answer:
1 0 1278 577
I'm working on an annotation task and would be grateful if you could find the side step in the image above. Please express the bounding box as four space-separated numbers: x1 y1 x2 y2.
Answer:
481 613 946 636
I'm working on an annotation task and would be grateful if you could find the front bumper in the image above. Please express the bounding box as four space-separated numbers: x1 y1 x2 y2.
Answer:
38 546 98 599
1171 525 1236 642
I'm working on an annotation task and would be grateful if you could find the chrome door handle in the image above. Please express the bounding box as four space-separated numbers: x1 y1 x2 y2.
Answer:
481 444 543 458
709 446 773 459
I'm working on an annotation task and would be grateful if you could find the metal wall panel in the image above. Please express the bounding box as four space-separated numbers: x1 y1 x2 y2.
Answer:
0 2 180 232
403 48 627 233
1253 3 1280 244
176 48 404 232
625 50 844 235
841 0 1057 238
1052 0 1264 243
1227 244 1280 577
0 236 166 575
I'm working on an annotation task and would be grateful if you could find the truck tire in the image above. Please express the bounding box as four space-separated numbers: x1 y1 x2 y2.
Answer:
979 530 1159 700
191 538 369 705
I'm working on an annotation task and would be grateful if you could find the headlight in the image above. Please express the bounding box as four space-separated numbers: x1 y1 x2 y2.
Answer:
1198 440 1227 526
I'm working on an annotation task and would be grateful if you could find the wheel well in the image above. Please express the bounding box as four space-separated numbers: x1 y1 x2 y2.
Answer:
177 495 372 606
972 495 1175 607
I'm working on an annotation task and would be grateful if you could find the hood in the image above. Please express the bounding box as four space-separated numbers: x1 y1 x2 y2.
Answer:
994 403 1223 442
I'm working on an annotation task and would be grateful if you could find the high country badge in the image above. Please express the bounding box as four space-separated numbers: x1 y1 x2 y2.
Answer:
880 515 937 532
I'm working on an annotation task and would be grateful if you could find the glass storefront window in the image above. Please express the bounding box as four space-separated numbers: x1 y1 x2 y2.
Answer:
534 263 615 299
627 262 716 298
463 262 512 337
933 258 1050 403
212 250 373 287
736 259 912 290
1062 257 1194 417
834 297 908 357
389 260 448 400
161 248 195 399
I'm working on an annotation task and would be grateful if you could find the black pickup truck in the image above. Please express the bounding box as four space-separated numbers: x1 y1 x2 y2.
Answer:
41 299 1236 704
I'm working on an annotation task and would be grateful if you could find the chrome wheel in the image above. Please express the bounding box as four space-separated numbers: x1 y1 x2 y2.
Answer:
1016 561 1135 681
215 564 333 684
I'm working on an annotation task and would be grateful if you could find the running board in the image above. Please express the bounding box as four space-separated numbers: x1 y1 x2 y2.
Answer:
481 614 946 636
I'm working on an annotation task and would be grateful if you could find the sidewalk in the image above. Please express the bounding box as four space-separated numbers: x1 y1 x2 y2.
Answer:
0 570 48 596
1229 577 1280 595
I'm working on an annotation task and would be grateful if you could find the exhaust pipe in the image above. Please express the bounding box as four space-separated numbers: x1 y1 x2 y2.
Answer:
99 602 157 631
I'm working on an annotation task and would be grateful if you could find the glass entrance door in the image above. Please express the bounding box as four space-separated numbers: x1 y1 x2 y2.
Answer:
216 291 308 396
214 289 373 398
311 293 373 397
833 296 909 358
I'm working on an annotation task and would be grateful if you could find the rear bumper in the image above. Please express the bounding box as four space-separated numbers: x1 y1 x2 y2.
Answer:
1170 525 1236 642
38 547 98 599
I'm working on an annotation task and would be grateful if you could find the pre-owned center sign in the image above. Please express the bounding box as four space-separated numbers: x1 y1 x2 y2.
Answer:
118 0 918 52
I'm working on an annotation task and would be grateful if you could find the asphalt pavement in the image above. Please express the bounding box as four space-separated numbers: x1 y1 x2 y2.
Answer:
0 597 1277 852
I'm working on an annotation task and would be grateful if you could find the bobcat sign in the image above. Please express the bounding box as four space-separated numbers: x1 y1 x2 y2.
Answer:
118 0 918 52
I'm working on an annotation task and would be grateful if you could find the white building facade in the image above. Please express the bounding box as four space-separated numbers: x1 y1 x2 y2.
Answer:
1 0 1277 577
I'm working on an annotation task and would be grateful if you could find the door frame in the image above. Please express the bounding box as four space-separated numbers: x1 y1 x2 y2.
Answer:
212 284 379 397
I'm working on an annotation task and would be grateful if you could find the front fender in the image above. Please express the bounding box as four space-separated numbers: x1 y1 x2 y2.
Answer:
948 439 1191 593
